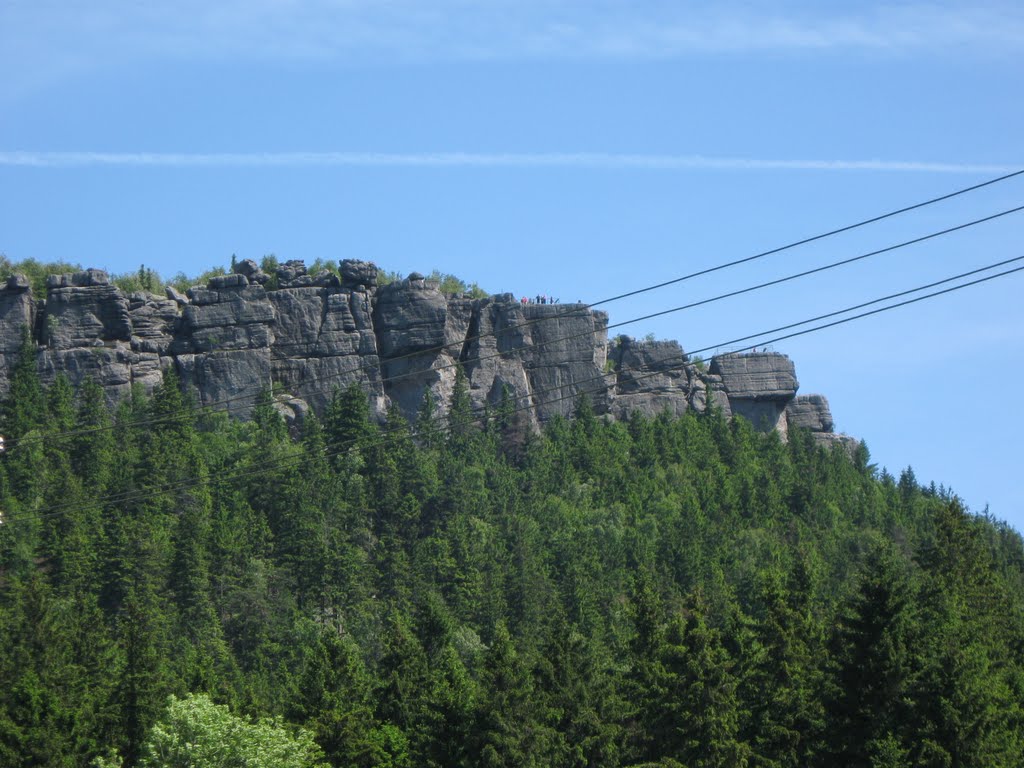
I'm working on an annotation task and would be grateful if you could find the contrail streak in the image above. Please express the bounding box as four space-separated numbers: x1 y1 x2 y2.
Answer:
0 151 1014 174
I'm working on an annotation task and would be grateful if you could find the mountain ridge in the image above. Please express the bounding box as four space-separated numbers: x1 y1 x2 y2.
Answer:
0 258 853 447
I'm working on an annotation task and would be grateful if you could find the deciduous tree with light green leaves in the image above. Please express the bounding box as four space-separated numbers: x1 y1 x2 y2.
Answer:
93 693 325 768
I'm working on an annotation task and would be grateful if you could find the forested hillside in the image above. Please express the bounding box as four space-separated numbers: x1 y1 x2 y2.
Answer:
1 346 1023 767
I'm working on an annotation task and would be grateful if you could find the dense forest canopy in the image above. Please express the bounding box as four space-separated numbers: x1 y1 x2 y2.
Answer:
1 338 1023 766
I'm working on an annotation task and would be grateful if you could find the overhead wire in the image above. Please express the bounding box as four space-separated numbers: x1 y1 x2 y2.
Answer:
7 199 1024 450
167 168 1024 409
4 252 1022 526
4 169 1022 448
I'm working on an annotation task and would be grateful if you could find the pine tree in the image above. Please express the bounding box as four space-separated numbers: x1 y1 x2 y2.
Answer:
447 364 474 453
653 594 749 768
742 572 823 768
822 545 915 767
415 388 444 451
73 378 115 493
324 382 375 463
2 329 45 440
908 502 1024 766
474 621 551 768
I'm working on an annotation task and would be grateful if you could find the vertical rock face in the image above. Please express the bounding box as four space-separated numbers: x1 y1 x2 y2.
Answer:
0 274 37 394
608 337 692 419
0 260 853 445
515 303 611 421
173 278 277 412
374 278 456 419
267 274 384 416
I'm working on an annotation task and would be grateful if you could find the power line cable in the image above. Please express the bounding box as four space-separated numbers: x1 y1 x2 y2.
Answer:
4 253 1022 526
681 254 1024 356
236 168 1024 392
6 170 1022 448
585 169 1024 309
8 200 1023 449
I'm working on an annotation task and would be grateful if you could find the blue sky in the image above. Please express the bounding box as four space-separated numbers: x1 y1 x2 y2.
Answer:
2 1 1023 529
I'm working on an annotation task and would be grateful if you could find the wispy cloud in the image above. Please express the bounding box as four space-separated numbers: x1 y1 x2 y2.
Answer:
3 1 1022 86
0 151 1014 174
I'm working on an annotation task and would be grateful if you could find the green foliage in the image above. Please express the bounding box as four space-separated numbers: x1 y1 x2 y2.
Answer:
377 268 403 286
307 258 339 277
111 265 162 294
108 693 325 767
259 254 280 289
0 255 492 302
428 269 488 298
0 255 83 296
2 375 1024 767
0 253 253 297
375 267 487 297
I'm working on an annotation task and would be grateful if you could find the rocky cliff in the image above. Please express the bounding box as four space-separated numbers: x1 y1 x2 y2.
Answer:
0 259 853 447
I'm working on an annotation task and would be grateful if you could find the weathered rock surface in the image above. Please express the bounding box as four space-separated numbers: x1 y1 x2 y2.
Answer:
0 263 853 446
785 394 857 449
45 278 131 350
710 352 798 400
786 394 834 433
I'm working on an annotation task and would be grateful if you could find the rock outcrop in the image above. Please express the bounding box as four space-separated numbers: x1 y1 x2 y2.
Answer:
785 394 858 450
0 260 853 446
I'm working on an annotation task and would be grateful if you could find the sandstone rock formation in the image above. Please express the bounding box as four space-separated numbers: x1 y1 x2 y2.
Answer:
785 394 859 450
0 260 854 446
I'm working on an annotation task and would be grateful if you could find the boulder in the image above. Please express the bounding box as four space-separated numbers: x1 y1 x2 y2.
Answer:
276 260 309 287
340 259 378 289
314 269 341 288
166 285 190 305
234 258 269 285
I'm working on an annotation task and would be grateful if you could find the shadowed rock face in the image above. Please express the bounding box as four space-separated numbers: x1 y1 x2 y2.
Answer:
0 275 37 397
0 260 851 445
